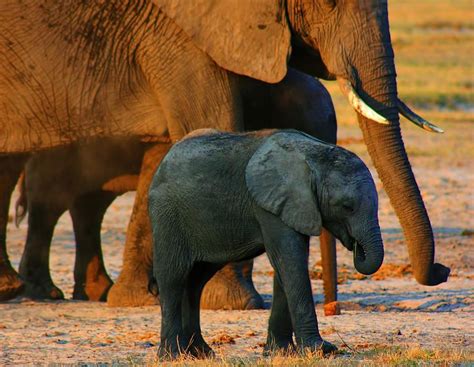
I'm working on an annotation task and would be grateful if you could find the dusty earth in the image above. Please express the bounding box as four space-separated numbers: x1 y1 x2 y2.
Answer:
0 121 473 365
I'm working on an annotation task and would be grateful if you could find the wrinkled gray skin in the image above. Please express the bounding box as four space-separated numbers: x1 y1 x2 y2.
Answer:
17 69 340 308
0 0 449 304
149 129 383 359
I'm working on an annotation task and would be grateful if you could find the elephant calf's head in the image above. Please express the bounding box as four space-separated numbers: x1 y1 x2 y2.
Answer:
246 131 383 275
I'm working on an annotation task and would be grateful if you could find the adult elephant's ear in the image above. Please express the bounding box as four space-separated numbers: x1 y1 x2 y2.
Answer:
152 0 291 83
245 133 322 236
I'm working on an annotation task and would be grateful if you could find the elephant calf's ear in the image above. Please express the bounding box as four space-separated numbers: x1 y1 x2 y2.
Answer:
245 136 322 236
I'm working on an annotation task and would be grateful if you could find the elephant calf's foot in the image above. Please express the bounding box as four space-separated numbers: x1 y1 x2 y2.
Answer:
263 338 296 357
157 342 185 361
23 279 64 300
73 274 113 302
187 340 215 359
201 274 264 310
107 281 157 307
0 265 25 301
298 339 338 356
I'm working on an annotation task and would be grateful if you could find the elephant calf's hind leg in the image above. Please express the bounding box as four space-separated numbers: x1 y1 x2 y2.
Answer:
182 262 222 358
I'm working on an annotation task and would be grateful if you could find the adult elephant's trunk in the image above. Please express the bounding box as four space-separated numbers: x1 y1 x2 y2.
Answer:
350 48 449 285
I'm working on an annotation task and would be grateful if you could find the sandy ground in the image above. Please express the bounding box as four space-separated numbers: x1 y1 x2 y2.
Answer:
1 122 473 365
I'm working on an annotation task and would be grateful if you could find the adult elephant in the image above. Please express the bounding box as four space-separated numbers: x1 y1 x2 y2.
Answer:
15 70 339 309
0 0 448 305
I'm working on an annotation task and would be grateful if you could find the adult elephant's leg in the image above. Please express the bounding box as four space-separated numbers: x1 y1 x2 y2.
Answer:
319 229 341 316
107 143 171 307
19 203 65 299
201 260 264 310
0 155 28 301
109 24 263 307
70 191 116 302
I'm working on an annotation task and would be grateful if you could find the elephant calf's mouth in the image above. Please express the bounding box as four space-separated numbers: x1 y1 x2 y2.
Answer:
343 236 366 262
353 242 366 263
341 234 355 252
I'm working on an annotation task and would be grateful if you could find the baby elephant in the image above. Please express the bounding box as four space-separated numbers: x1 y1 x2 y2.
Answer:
148 129 384 358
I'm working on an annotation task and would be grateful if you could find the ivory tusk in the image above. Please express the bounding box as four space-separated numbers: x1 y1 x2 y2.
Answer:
397 99 444 133
337 78 389 125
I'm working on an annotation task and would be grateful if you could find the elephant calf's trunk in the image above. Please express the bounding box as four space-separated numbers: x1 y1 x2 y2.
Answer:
353 228 384 275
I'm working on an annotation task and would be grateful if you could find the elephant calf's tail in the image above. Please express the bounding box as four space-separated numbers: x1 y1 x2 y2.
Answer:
147 269 159 297
14 172 28 227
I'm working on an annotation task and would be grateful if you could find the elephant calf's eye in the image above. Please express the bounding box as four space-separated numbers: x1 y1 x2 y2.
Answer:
342 204 354 213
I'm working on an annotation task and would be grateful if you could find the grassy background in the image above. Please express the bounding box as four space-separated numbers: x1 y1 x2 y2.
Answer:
122 346 473 366
321 0 474 127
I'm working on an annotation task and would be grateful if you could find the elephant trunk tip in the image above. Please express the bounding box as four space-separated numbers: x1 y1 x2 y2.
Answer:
414 263 450 286
353 242 384 276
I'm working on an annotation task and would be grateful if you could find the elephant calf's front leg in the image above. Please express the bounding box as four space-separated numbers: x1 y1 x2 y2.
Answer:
264 274 295 355
258 209 337 355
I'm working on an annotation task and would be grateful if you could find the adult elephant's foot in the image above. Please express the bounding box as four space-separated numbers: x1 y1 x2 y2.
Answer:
107 280 157 307
201 261 264 310
23 278 64 300
323 301 341 316
0 265 25 301
73 273 113 302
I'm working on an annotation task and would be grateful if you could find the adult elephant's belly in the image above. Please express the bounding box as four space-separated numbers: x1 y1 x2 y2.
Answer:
0 75 167 153
0 16 168 153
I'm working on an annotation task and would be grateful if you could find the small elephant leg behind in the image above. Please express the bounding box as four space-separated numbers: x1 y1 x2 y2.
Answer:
264 274 295 355
0 155 28 301
181 262 223 358
70 190 116 301
19 201 66 300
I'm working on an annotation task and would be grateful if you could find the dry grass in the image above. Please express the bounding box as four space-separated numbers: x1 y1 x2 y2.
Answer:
116 346 473 366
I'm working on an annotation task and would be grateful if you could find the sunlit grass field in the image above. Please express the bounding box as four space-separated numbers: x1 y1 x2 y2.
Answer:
322 0 474 126
122 346 473 366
